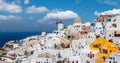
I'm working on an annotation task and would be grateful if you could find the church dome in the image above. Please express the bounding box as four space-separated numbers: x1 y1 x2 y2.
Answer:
74 18 83 24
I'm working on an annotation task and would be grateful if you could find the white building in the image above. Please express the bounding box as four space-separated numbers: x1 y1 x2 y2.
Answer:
80 47 98 63
36 53 56 63
64 56 82 63
92 22 104 36
105 52 120 63
57 21 64 31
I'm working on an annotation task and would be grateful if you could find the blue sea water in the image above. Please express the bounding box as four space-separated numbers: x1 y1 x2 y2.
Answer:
0 32 42 47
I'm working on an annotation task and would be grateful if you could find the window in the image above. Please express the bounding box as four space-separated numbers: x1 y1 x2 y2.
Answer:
115 34 120 37
93 44 100 48
112 23 117 28
109 34 111 37
102 56 106 61
45 47 47 49
113 57 115 60
96 35 100 38
96 27 98 29
102 25 104 29
109 57 112 59
88 36 90 38
109 61 111 63
72 61 74 63
107 18 111 22
86 60 90 63
88 53 94 58
109 39 113 42
113 19 116 22
76 51 77 53
68 36 71 39
41 48 44 50
102 49 107 54
113 61 117 63
109 50 112 53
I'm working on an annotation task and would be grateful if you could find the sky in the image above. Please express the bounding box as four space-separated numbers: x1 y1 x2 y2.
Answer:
0 0 120 32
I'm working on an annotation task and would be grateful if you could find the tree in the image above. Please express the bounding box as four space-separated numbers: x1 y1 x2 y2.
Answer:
56 60 62 63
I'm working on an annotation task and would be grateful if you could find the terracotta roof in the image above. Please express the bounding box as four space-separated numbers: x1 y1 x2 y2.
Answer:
95 15 111 22
0 55 16 60
60 38 70 47
38 53 55 58
0 48 8 52
74 18 83 24
0 61 13 63
116 31 120 34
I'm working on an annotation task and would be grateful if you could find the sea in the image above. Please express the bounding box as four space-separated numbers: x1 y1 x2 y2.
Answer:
0 32 49 48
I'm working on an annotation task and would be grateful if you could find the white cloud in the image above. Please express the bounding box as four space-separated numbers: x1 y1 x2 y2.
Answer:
0 15 21 21
44 10 79 19
38 10 79 23
0 0 3 3
26 6 49 14
0 0 22 13
94 9 120 16
97 0 119 6
24 0 29 4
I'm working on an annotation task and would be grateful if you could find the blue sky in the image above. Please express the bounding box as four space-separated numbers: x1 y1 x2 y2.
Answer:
0 0 120 32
